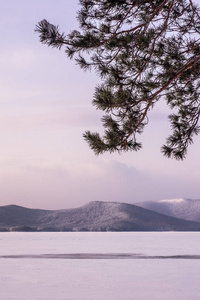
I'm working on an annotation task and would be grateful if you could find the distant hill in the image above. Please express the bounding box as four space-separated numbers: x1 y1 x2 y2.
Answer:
1 201 200 232
135 198 200 222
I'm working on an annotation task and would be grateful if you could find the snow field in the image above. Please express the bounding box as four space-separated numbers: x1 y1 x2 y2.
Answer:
1 232 200 300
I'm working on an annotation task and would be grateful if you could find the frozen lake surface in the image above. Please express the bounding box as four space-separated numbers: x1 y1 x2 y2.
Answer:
1 232 200 299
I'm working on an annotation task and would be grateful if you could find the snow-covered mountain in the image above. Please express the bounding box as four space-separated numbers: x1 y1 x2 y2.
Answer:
135 198 200 222
1 201 200 232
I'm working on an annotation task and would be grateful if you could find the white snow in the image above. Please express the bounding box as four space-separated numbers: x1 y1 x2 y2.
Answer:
40 19 58 37
1 232 200 300
159 198 186 203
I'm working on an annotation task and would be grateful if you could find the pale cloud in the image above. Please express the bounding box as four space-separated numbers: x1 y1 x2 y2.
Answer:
0 158 145 209
0 49 37 71
0 153 199 210
0 105 102 134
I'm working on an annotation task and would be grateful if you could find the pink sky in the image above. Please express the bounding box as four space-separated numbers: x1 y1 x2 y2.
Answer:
0 0 200 209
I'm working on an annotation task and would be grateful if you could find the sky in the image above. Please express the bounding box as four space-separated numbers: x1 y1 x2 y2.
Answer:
0 0 200 210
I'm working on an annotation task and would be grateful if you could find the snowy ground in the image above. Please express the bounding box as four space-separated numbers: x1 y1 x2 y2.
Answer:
1 232 200 300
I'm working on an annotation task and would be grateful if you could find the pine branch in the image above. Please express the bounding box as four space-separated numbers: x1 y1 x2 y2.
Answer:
36 0 200 159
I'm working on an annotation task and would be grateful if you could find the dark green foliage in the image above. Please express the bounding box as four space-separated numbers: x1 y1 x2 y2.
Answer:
36 0 200 159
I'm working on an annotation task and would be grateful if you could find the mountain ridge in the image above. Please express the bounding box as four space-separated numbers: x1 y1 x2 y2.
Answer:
135 198 200 222
1 200 200 232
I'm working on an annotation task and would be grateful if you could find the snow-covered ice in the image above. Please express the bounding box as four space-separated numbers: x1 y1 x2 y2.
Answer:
1 232 200 299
